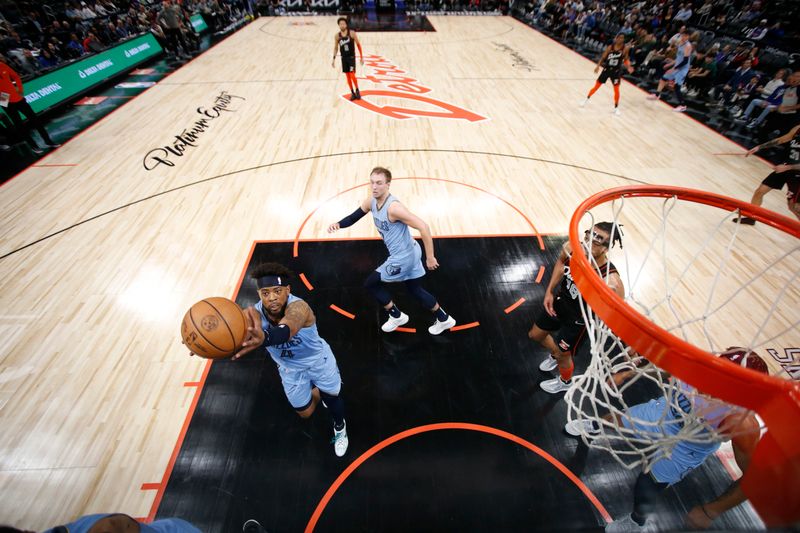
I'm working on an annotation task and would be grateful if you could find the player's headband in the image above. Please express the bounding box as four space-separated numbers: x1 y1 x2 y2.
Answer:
256 275 290 289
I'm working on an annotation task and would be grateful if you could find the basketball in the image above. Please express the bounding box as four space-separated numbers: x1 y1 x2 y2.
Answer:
181 297 247 359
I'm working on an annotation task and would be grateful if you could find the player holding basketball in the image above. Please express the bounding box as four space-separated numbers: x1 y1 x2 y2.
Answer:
332 17 363 101
328 166 456 335
531 222 624 394
233 262 349 457
735 122 800 224
566 349 768 530
581 34 634 115
647 29 693 113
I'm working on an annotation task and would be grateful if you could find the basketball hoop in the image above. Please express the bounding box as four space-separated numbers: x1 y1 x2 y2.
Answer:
564 185 800 526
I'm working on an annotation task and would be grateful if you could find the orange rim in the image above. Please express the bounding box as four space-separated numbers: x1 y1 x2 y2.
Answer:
568 185 800 526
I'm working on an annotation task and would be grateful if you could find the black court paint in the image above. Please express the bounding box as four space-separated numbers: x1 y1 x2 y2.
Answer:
156 237 762 532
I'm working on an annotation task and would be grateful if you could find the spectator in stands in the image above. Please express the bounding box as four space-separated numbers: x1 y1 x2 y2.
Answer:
762 71 800 135
133 5 148 26
706 42 720 59
735 2 761 24
79 1 98 20
746 19 768 41
555 7 576 40
753 68 788 101
65 3 82 21
729 74 761 118
23 11 44 36
695 0 712 25
669 25 687 47
200 1 221 31
44 42 64 63
158 0 191 57
48 20 71 45
116 20 129 39
94 1 111 16
649 10 662 31
576 9 596 42
712 59 754 106
65 32 85 57
0 53 60 154
686 53 717 97
641 34 671 74
710 13 727 33
83 31 104 53
714 43 733 66
765 21 784 46
37 48 59 69
102 22 120 43
730 45 759 69
674 3 692 23
4 39 39 77
662 4 674 28
149 17 168 48
738 79 788 130
630 28 657 67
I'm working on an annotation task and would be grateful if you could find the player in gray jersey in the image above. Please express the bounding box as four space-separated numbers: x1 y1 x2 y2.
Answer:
329 166 456 335
647 28 693 113
234 262 349 457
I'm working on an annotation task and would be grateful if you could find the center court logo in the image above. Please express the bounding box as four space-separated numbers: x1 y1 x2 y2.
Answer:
346 54 488 122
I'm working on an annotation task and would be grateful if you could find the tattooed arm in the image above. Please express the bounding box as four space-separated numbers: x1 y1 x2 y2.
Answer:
746 124 800 156
280 299 316 335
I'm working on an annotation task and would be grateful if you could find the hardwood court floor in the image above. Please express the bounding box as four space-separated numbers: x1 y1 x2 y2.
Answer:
0 16 792 530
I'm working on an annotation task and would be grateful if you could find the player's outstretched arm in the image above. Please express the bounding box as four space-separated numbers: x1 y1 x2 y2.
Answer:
328 198 370 233
747 125 799 156
232 306 266 360
685 413 760 529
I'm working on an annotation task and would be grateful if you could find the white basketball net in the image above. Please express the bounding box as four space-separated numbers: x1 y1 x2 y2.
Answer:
564 193 800 474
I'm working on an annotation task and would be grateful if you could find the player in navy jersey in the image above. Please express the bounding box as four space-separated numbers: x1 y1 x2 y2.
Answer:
328 166 456 335
581 34 634 115
736 122 800 224
530 222 625 394
233 262 349 457
331 17 363 101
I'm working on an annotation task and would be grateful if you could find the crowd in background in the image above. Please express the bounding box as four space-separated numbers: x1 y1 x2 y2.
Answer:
0 0 252 78
2 0 798 143
516 0 799 140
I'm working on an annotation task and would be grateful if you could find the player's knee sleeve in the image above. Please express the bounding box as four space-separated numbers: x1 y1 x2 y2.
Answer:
404 278 436 309
364 271 392 306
